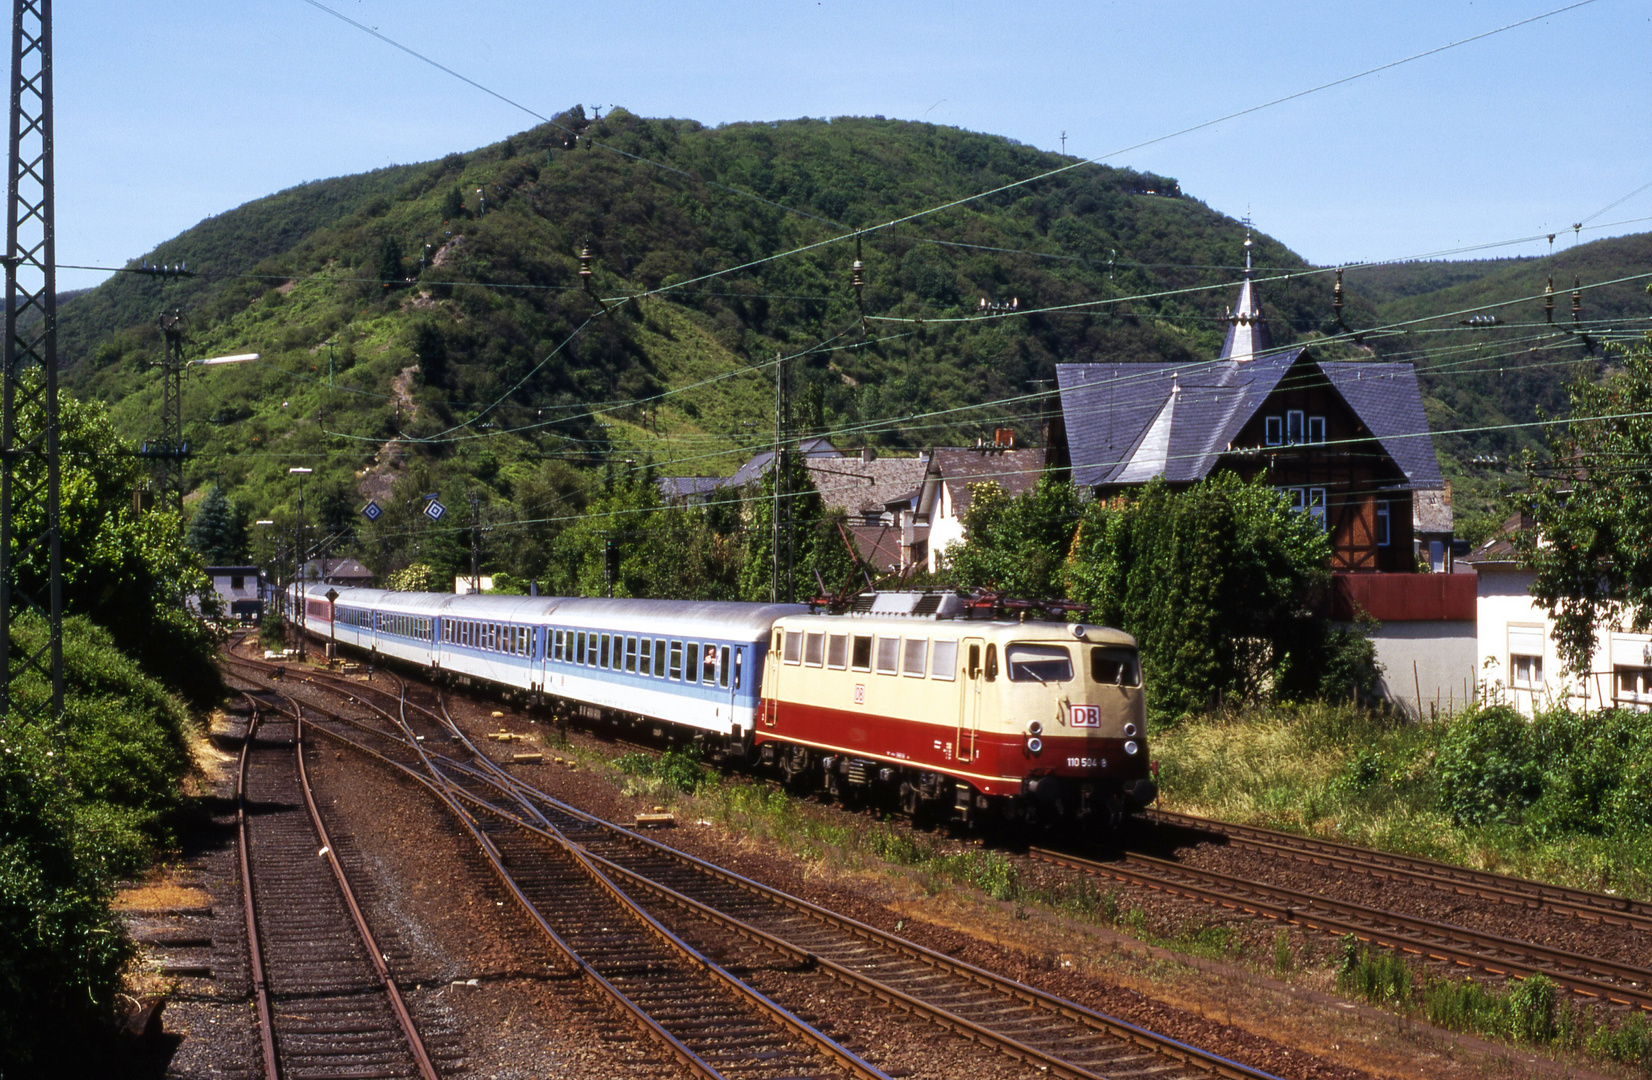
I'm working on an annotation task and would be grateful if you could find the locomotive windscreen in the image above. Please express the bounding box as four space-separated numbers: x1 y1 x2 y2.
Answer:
1005 643 1073 682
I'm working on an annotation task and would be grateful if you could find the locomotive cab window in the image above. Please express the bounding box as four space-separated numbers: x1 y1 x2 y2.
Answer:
783 631 803 665
1007 643 1073 682
875 637 899 676
985 643 998 681
931 640 958 681
1090 647 1141 687
804 632 825 667
827 634 848 669
850 635 873 672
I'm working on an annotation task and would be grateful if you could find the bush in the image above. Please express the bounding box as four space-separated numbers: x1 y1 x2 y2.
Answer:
0 613 193 1075
1436 706 1540 825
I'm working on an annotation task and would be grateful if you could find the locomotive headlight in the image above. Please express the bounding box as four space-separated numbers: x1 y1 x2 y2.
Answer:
1027 737 1043 754
1027 720 1044 737
1123 723 1138 738
1071 624 1087 639
1123 740 1140 756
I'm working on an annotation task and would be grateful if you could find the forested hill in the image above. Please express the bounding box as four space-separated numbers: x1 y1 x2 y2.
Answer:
57 106 1646 562
61 108 1369 546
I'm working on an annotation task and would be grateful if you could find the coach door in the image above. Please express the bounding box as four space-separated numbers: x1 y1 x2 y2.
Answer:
957 637 986 763
761 630 782 727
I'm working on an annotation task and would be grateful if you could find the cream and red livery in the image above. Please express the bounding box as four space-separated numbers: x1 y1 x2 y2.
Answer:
292 584 1155 827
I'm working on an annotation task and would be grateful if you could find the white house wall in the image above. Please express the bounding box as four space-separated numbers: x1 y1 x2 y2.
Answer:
927 483 967 574
1474 563 1651 715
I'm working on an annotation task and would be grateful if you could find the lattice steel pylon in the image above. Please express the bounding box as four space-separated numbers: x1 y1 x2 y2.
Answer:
0 0 61 722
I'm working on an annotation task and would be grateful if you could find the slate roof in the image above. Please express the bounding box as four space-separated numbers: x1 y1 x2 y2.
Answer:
928 447 1047 517
844 522 910 572
724 437 842 488
805 454 930 519
1057 350 1443 491
656 476 724 502
1413 487 1454 535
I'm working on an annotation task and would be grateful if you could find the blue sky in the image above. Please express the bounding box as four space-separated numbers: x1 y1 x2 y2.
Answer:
56 0 1650 291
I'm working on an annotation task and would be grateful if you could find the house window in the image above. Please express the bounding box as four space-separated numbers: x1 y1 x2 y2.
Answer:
1376 503 1391 547
1265 416 1283 446
1511 654 1544 689
1285 487 1327 530
231 575 244 589
1307 415 1326 444
1616 666 1652 707
1286 410 1305 445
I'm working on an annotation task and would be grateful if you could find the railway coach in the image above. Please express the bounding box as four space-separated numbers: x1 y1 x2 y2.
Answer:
293 583 1155 827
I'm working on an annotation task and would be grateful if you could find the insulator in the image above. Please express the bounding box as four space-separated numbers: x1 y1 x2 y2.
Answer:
1572 277 1581 322
851 259 864 290
579 244 592 279
1333 268 1344 316
1544 276 1554 323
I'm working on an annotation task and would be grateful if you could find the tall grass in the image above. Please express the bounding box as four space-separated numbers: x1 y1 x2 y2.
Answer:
1153 703 1652 900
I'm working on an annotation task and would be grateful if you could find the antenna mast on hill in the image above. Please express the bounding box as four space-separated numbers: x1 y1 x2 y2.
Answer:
0 0 62 722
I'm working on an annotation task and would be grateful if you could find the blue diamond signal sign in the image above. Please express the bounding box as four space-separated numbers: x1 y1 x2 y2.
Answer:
361 500 382 522
424 498 447 522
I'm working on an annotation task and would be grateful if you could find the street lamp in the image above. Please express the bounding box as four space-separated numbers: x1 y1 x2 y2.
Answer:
288 468 312 659
254 519 275 630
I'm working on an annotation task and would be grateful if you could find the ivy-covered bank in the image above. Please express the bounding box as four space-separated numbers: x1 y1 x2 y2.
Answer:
0 615 197 1076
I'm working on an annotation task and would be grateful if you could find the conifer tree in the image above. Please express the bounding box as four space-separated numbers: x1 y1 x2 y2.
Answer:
185 485 247 564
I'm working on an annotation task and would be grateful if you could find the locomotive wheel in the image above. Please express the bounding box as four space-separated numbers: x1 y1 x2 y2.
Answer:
898 780 920 817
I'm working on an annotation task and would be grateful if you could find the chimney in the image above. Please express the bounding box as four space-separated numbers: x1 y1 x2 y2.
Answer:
993 427 1016 449
860 447 877 463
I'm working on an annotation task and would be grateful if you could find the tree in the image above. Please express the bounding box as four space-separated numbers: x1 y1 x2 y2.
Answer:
948 477 1079 598
442 185 465 220
377 235 405 285
738 452 858 603
185 485 247 564
1522 328 1652 677
1067 475 1339 719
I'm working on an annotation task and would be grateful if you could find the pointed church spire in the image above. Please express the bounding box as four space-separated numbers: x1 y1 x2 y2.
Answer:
1220 223 1272 362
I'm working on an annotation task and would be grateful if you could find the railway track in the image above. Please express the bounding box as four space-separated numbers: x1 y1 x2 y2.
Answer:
227 658 890 1080
1027 845 1652 1013
1143 808 1652 932
226 649 1285 1080
233 687 448 1079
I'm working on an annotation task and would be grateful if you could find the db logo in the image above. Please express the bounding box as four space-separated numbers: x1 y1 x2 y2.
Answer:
853 684 865 705
1069 704 1101 728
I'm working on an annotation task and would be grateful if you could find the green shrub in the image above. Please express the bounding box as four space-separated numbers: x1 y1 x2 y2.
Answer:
0 613 192 1075
1436 706 1540 825
1507 974 1557 1043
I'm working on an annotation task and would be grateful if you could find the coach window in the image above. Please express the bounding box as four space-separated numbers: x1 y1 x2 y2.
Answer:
851 635 873 672
902 638 928 678
654 638 668 677
703 645 718 684
783 631 803 665
931 640 958 682
875 636 899 676
685 642 700 682
669 640 683 679
719 646 732 687
600 633 612 668
574 631 584 664
638 637 651 674
732 648 743 689
827 634 848 669
984 643 998 681
804 632 825 667
552 630 562 662
627 636 639 673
